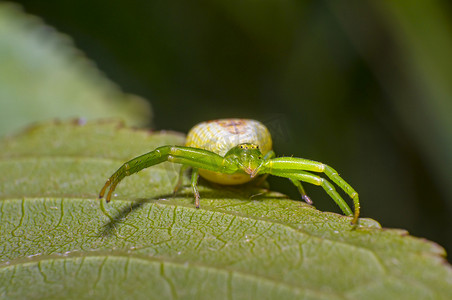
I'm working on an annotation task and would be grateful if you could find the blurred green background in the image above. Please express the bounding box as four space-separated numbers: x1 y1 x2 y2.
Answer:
6 1 452 259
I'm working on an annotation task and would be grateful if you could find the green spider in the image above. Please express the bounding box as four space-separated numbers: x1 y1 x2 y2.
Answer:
99 119 360 224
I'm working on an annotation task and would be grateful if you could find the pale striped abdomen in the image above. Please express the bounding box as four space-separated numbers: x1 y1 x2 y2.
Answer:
186 119 272 184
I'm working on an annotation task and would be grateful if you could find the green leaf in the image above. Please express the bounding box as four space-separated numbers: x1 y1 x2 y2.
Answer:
1 121 451 299
0 3 151 138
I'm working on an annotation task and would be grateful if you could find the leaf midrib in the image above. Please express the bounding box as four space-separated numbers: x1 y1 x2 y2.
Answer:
0 250 353 299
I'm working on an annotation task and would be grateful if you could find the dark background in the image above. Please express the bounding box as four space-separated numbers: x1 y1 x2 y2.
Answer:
12 0 452 259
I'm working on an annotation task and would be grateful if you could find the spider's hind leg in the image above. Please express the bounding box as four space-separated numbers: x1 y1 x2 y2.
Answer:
289 178 313 204
173 165 190 194
191 168 200 208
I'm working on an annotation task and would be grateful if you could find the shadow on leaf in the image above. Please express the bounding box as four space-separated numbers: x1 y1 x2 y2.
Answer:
98 182 288 237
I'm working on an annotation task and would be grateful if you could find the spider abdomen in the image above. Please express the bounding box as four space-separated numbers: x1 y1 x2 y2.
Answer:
186 119 272 184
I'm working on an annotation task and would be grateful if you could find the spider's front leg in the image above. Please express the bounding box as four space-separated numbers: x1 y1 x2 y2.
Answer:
260 157 360 224
99 146 228 204
263 150 312 204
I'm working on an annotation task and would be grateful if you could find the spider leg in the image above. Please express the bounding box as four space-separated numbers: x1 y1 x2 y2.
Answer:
191 168 200 208
288 178 313 204
263 151 312 205
99 145 227 203
263 150 275 159
322 165 359 225
274 171 352 216
249 150 275 187
173 165 190 194
99 147 169 202
261 157 359 224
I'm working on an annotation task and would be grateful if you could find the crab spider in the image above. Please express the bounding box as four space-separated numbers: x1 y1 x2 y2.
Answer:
99 119 360 224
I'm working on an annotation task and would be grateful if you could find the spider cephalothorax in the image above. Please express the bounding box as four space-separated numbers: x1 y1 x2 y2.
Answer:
222 143 264 177
99 119 360 224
